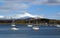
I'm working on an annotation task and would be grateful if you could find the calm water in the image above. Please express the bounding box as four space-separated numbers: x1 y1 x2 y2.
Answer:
0 24 60 38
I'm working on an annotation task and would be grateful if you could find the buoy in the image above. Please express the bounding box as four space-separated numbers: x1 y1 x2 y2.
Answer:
32 26 39 30
27 25 33 27
11 27 19 30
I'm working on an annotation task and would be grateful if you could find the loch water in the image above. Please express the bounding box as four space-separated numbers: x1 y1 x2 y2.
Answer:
0 24 60 38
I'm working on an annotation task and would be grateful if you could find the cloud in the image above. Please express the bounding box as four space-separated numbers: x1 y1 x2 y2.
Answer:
0 0 60 15
0 9 10 13
0 0 60 5
5 1 29 9
45 0 60 5
4 0 35 2
0 1 29 14
56 12 60 16
47 12 60 19
0 0 60 10
30 0 60 5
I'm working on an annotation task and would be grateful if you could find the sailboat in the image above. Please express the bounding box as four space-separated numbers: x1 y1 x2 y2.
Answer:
11 19 16 27
11 18 19 31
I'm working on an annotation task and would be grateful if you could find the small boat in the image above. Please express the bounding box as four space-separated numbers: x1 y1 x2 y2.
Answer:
11 27 19 31
32 26 39 30
56 25 60 27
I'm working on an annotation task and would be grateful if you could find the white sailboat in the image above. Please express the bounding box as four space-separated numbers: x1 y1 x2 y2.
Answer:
11 27 19 31
32 26 39 30
56 25 60 27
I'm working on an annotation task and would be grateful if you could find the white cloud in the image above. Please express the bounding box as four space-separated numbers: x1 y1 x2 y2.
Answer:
31 0 60 5
0 0 60 5
5 1 29 9
0 9 10 13
0 1 29 14
0 0 60 12
47 12 60 19
12 3 28 10
0 0 60 15
4 0 37 1
56 12 60 16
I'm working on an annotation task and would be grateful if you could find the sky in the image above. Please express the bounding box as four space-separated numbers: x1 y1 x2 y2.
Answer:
0 0 60 20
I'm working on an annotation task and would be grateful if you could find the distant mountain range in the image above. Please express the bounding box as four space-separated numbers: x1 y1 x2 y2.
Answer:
0 12 44 20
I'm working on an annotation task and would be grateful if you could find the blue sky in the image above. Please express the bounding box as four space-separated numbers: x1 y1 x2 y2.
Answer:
0 0 60 19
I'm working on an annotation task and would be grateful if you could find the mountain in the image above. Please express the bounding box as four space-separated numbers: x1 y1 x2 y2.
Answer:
0 15 5 20
12 12 44 19
0 15 5 18
0 16 11 20
0 12 44 20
